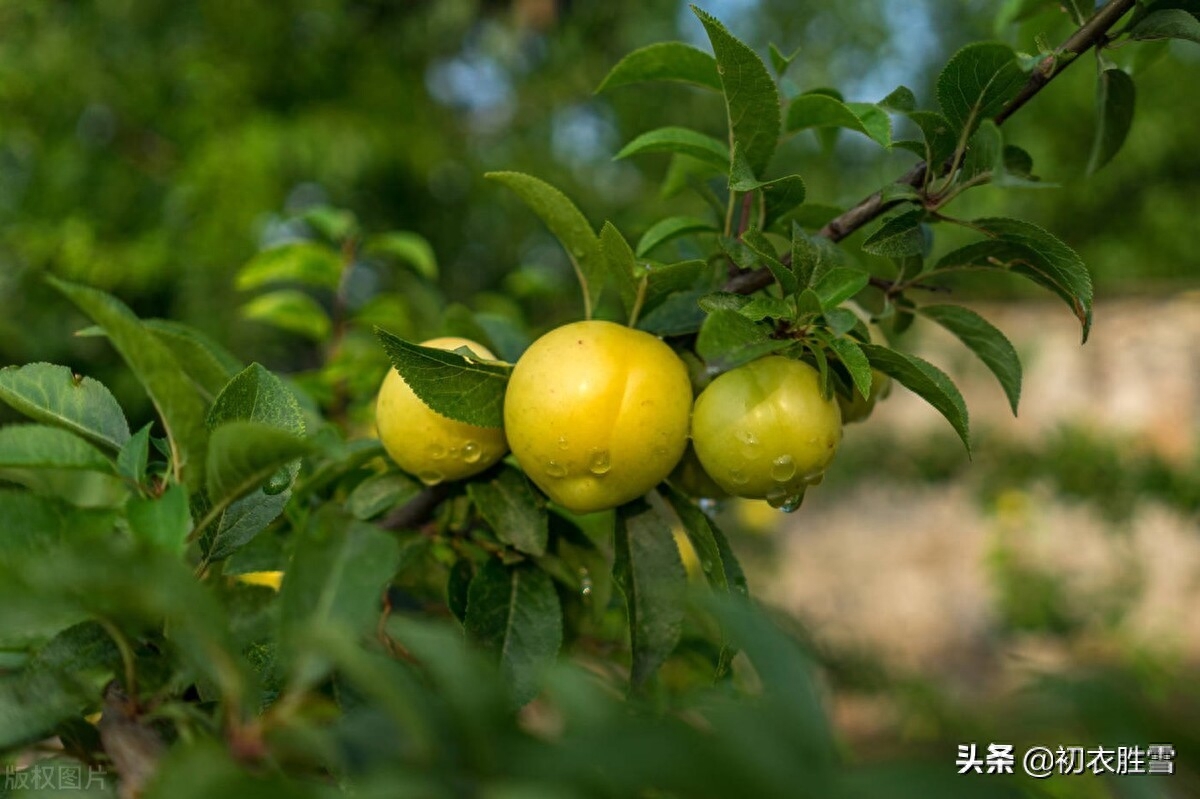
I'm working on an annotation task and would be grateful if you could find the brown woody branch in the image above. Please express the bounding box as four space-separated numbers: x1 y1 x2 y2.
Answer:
724 0 1138 295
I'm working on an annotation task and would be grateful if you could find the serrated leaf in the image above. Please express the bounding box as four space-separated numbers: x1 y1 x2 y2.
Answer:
465 560 562 707
635 289 708 336
202 491 291 563
879 85 917 112
614 500 686 688
742 228 796 295
728 147 807 229
768 43 798 76
693 6 781 177
118 423 152 487
205 421 309 510
861 344 971 453
961 120 1004 182
737 295 792 322
934 218 1092 341
48 277 209 491
614 126 731 172
1087 68 1135 175
0 424 113 472
364 231 439 280
468 465 549 557
822 335 873 400
347 472 422 521
236 241 344 291
641 259 709 315
696 310 790 373
920 304 1023 415
791 222 820 287
375 328 511 428
661 486 747 596
813 267 870 309
1130 8 1200 43
240 289 332 341
936 42 1026 135
635 216 717 257
907 110 958 166
126 483 192 554
144 320 243 400
785 94 891 147
596 41 722 92
486 172 603 316
600 222 639 315
862 208 926 258
0 363 130 452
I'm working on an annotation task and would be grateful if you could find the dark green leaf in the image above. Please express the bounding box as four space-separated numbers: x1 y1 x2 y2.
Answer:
118 423 152 487
202 491 291 563
635 216 717 258
144 319 243 400
48 277 209 491
465 560 562 707
486 172 603 315
961 120 1003 182
205 421 309 510
614 500 686 687
1087 68 1136 175
920 304 1022 415
813 267 870 309
768 43 799 76
823 336 873 401
468 465 549 557
879 85 917 112
240 289 332 341
862 208 926 258
727 147 808 230
661 486 747 596
635 289 708 336
0 424 113 472
696 310 790 373
126 483 191 554
347 472 422 521
1129 8 1200 43
642 259 709 314
693 6 781 177
614 126 731 172
791 222 820 287
596 41 722 92
364 231 439 280
0 363 130 452
861 344 971 453
600 222 640 315
936 42 1026 135
742 228 796 295
785 94 891 147
907 110 958 166
235 241 343 291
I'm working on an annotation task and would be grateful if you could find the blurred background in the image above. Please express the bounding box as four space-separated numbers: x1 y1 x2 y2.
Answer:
1 0 1198 763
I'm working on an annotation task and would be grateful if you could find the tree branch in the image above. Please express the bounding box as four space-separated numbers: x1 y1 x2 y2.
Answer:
724 0 1138 295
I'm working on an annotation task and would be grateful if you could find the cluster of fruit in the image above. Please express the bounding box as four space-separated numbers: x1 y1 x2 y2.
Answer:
375 322 887 514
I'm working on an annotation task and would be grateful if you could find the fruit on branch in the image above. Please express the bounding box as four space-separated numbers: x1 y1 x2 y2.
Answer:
375 337 508 484
504 320 692 514
691 356 842 509
838 368 892 424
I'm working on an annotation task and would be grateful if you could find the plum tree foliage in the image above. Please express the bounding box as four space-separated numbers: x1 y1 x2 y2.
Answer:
2 1 1198 795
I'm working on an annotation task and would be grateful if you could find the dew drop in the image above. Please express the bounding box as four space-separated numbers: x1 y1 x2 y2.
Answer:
729 469 749 486
588 449 612 475
736 430 758 447
697 498 719 514
462 441 481 463
557 436 569 450
580 567 594 598
427 443 447 460
546 460 567 478
770 454 796 482
417 470 444 486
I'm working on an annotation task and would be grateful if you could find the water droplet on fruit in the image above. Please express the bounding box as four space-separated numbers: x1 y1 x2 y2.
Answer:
736 430 758 447
588 449 611 475
546 460 567 478
768 488 806 513
418 470 444 486
462 441 481 463
770 454 796 482
428 443 446 460
729 469 749 486
557 436 569 450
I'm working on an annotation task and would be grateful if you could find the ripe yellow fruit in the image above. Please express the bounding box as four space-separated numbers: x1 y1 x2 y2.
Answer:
375 337 508 484
691 356 841 508
838 368 892 424
504 321 692 514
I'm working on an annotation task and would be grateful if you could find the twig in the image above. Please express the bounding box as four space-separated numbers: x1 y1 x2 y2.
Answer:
723 0 1138 295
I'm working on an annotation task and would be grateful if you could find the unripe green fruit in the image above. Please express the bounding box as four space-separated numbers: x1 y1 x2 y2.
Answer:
691 356 841 508
504 320 692 514
375 337 508 484
838 368 892 424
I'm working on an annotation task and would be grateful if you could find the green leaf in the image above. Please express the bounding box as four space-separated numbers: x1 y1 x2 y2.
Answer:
936 42 1026 135
205 421 309 510
48 277 209 491
786 94 891 147
467 465 549 557
961 120 1004 182
374 328 511 428
599 221 639 315
240 289 332 341
486 172 603 316
861 344 971 453
693 6 782 177
823 335 874 402
118 422 152 487
907 110 958 166
0 363 130 452
614 126 731 172
1087 68 1136 175
635 289 709 336
995 0 1060 28
635 216 717 258
143 319 243 400
728 147 808 230
791 222 820 288
1129 8 1200 44
364 231 439 280
737 295 792 322
879 85 917 112
235 241 344 291
464 560 562 707
301 204 360 243
126 483 192 554
614 500 686 688
202 492 292 563
661 486 747 596
813 267 870 309
861 208 926 258
347 471 423 521
596 41 722 92
920 304 1022 415
934 217 1093 341
696 310 790 374
0 424 114 472
741 228 796 295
